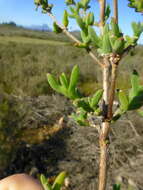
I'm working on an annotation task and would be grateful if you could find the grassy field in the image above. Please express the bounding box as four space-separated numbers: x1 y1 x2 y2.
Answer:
0 36 68 45
0 24 143 96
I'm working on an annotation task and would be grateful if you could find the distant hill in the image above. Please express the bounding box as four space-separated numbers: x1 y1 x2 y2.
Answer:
24 24 51 31
0 23 81 43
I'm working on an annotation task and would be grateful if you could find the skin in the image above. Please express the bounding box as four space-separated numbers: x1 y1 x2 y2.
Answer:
0 173 44 190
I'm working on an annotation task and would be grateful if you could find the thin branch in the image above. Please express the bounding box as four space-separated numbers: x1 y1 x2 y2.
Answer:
108 63 118 119
113 0 118 24
102 57 110 119
98 57 110 190
98 121 110 190
88 51 104 68
99 0 106 33
47 12 104 68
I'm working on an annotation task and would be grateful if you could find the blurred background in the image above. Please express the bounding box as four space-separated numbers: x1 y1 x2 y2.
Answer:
0 1 143 190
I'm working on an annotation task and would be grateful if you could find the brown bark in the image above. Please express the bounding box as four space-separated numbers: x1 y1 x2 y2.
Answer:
98 58 111 190
99 0 106 33
108 63 118 119
113 0 118 24
98 121 110 190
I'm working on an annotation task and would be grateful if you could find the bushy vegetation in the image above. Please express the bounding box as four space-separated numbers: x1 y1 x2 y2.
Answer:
0 25 142 97
0 94 28 171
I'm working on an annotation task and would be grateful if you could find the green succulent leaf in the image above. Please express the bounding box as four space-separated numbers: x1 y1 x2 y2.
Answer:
113 184 121 190
47 73 62 94
65 0 75 5
112 37 125 54
71 108 88 126
52 171 67 190
103 24 110 34
76 15 85 30
109 35 117 49
53 22 63 33
80 31 91 44
34 0 42 5
88 26 102 48
128 90 143 110
85 12 94 26
80 0 90 9
110 19 122 37
102 33 112 54
69 6 76 14
89 89 103 109
131 22 143 38
68 65 79 93
73 98 93 112
105 4 111 21
124 35 137 48
60 73 69 89
129 69 140 101
40 174 52 190
74 42 89 48
62 10 69 27
128 0 143 13
118 90 129 112
66 65 81 99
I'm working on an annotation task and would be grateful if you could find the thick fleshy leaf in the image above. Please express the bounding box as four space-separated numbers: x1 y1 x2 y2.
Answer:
129 70 140 101
59 73 69 89
73 98 93 112
102 33 112 54
88 26 102 48
52 171 67 190
113 184 121 190
118 90 129 111
62 10 69 27
40 174 52 190
128 90 143 110
68 65 79 93
89 89 103 109
47 74 62 94
110 19 121 37
105 4 111 20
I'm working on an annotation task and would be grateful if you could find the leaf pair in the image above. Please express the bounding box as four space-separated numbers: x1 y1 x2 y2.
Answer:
73 89 103 112
72 89 103 125
47 65 81 100
40 171 67 190
71 107 89 126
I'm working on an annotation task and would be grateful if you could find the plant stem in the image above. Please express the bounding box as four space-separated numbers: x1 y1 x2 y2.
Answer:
113 0 118 23
102 57 110 119
99 0 106 33
98 121 110 190
98 57 110 190
47 12 104 68
108 63 118 119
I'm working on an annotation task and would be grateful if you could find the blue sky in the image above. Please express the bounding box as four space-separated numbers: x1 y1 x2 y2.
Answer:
0 0 142 43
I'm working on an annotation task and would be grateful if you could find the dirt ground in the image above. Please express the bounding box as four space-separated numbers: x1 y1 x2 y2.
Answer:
1 94 143 190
